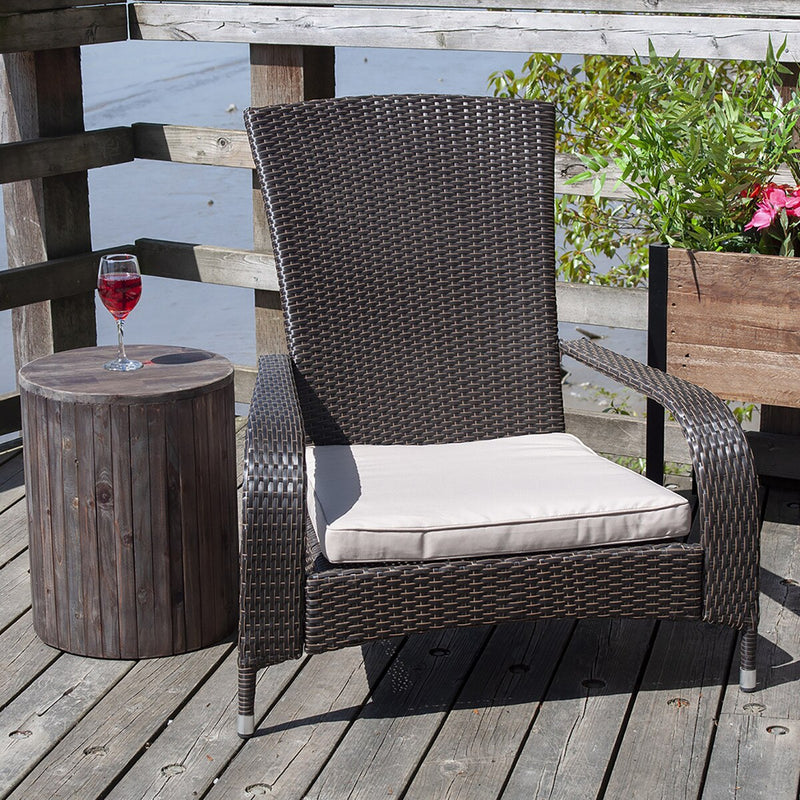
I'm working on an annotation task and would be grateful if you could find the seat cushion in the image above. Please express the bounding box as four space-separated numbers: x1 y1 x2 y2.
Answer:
306 433 690 564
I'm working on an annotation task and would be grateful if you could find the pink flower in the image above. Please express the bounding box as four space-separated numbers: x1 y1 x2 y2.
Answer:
745 183 800 230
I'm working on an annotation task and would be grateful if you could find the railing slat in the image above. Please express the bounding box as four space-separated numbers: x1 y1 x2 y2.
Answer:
148 0 800 14
130 4 800 61
135 238 278 291
0 6 127 53
556 282 647 330
132 123 253 168
0 246 133 312
0 1 124 12
0 127 133 184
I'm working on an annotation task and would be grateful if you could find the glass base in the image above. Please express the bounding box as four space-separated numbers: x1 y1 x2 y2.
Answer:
103 357 143 372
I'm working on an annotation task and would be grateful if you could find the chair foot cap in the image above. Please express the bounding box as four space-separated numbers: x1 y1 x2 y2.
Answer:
739 668 757 693
237 714 255 738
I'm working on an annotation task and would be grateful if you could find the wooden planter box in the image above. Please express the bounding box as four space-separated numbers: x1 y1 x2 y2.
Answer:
653 247 800 409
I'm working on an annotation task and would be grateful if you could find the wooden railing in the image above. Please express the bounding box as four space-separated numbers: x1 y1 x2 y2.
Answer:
2 0 799 474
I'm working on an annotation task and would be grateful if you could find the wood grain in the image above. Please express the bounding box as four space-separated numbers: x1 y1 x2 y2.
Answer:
404 619 574 800
0 611 59 711
104 650 307 800
0 654 133 799
7 644 229 800
130 4 800 60
0 127 133 184
205 640 403 799
667 249 800 407
135 237 277 291
19 346 237 658
603 620 736 798
158 0 800 12
0 6 127 52
501 619 656 800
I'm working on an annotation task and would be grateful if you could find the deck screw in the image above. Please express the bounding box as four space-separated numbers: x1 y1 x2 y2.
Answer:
509 664 529 674
743 702 766 714
161 764 186 776
582 678 606 690
667 697 690 708
9 730 32 739
766 725 789 736
429 648 450 657
83 745 107 756
787 502 800 509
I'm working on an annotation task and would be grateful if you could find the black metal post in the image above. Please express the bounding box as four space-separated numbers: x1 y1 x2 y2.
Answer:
646 244 669 486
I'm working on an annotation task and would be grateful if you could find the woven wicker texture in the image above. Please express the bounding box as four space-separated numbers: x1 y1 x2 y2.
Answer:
560 338 760 630
245 95 564 446
239 96 760 709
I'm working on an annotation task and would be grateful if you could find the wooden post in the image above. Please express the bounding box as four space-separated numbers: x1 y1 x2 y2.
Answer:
0 46 96 372
250 44 335 354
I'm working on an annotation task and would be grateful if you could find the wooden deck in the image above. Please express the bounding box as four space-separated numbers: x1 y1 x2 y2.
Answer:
0 427 798 800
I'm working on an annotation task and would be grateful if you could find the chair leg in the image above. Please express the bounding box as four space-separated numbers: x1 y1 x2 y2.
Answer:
238 666 257 738
739 625 758 693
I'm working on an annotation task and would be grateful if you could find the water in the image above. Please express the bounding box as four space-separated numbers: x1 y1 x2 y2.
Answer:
1 42 641 413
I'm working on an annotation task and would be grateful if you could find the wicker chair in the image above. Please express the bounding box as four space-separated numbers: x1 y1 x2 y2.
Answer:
238 95 760 737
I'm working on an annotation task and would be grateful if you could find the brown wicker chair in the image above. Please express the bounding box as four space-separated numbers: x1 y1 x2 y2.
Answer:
238 95 760 737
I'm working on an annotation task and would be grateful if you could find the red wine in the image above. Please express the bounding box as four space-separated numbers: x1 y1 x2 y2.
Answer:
98 273 142 320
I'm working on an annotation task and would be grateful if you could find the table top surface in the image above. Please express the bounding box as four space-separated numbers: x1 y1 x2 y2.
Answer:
18 345 233 405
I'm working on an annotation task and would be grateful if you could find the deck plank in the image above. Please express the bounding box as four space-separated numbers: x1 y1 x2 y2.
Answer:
0 611 60 711
205 638 404 800
0 437 798 800
602 620 737 799
0 499 27 567
701 485 800 798
6 642 231 800
0 453 24 514
0 654 133 799
304 627 494 800
403 619 575 800
500 618 657 800
105 649 308 800
0 551 31 631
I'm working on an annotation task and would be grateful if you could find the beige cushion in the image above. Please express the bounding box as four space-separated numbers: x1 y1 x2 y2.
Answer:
306 433 690 564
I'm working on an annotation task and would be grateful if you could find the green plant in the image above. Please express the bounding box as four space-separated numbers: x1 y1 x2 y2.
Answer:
489 42 800 281
490 54 653 285
576 41 800 254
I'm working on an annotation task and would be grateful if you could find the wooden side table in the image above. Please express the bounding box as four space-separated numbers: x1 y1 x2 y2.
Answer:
19 345 238 659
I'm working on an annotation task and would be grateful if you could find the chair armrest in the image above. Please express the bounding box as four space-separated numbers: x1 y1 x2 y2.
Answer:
560 337 759 630
239 353 306 669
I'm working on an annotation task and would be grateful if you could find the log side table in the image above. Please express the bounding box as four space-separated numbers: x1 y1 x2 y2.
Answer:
19 345 238 659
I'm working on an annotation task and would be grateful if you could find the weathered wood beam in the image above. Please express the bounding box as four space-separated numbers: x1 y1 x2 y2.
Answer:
1 48 97 370
130 5 800 61
0 1 123 12
0 246 133 311
556 282 646 330
132 123 253 168
0 6 127 53
135 238 278 291
0 127 133 184
130 0 800 15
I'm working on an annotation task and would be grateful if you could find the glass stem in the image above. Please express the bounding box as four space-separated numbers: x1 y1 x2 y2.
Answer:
116 318 127 362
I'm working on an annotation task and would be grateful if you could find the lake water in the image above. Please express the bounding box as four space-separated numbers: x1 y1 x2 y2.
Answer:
1 42 643 413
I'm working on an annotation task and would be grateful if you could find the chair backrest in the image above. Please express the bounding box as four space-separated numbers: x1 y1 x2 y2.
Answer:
245 94 564 445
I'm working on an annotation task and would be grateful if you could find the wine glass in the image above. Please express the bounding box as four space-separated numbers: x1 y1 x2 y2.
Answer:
97 253 143 371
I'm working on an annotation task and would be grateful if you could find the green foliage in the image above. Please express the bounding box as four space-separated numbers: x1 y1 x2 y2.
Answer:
489 42 800 283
